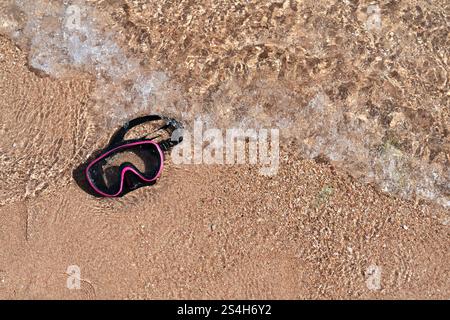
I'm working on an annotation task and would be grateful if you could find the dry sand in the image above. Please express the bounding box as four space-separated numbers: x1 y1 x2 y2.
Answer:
0 0 449 299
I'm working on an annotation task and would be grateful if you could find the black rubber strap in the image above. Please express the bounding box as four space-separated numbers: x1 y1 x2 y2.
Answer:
108 114 183 151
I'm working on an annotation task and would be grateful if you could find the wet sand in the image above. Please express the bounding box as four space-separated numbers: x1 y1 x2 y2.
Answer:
0 0 449 299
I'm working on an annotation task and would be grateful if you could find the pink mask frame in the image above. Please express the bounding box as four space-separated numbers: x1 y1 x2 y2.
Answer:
83 115 182 198
85 140 164 197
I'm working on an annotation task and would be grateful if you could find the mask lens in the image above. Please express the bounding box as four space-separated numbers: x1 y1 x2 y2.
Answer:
87 142 162 196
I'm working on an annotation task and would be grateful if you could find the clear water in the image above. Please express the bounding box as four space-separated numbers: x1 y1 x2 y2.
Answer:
0 0 448 208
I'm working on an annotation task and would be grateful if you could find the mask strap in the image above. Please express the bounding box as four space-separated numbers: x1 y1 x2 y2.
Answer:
108 115 183 151
158 118 184 151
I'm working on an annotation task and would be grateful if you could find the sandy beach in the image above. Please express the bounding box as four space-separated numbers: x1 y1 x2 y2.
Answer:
0 0 448 299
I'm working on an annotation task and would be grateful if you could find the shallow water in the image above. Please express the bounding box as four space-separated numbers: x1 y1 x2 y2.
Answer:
0 0 448 207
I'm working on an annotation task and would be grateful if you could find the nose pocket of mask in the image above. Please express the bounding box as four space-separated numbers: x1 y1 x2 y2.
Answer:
122 164 147 191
